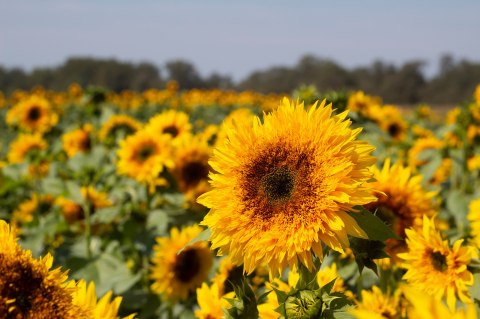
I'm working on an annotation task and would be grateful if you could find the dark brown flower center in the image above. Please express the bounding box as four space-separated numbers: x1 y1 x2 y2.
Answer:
431 251 447 272
0 255 43 316
174 249 201 283
388 123 401 137
137 145 155 161
163 125 179 137
181 161 209 187
262 166 295 202
27 106 41 122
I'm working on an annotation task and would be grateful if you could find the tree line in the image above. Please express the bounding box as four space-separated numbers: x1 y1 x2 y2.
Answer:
1 54 479 104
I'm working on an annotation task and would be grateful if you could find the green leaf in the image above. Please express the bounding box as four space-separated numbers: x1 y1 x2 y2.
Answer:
66 181 83 204
349 206 399 241
146 209 169 235
177 228 211 254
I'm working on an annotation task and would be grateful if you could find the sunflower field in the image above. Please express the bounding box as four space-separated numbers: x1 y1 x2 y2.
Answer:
1 82 480 319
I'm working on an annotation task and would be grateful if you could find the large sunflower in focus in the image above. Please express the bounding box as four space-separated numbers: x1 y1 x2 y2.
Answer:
150 225 213 301
0 220 83 318
398 216 476 311
198 98 377 276
117 129 173 186
6 95 58 133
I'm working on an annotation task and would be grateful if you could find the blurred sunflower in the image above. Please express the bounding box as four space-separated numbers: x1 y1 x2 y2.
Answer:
55 196 84 224
81 186 112 211
0 220 83 318
431 158 453 185
366 159 438 257
402 285 477 319
346 91 382 116
98 114 142 144
71 280 136 319
194 282 232 319
215 108 255 148
257 278 291 319
7 133 47 164
376 105 408 141
445 107 461 125
11 193 54 227
398 216 476 311
212 257 245 296
467 199 480 248
150 225 213 301
55 187 111 224
408 137 444 170
467 155 480 171
144 110 192 142
6 95 58 133
171 135 212 204
198 98 377 276
117 129 173 186
350 286 404 319
62 124 94 158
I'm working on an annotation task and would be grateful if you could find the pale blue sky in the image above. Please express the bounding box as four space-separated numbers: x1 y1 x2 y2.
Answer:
1 0 479 80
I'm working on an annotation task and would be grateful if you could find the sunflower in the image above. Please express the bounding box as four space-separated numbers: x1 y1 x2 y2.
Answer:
212 257 245 296
117 129 173 186
62 124 94 158
81 186 112 210
150 225 213 301
375 105 408 141
194 282 232 319
467 155 480 171
7 133 47 164
11 193 54 227
408 136 444 170
397 215 476 311
431 158 452 185
55 196 84 224
98 114 142 144
144 110 192 142
346 91 382 117
171 135 212 204
402 285 477 319
349 286 404 319
6 95 58 133
215 108 255 148
257 278 291 319
198 98 377 276
467 199 480 248
71 280 136 319
0 220 83 318
55 187 111 224
365 158 438 257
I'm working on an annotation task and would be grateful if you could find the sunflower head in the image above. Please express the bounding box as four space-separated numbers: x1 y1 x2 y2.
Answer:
366 159 438 258
144 110 192 141
62 124 94 158
7 133 47 164
117 129 173 186
0 220 81 318
98 114 142 145
6 95 58 133
397 215 477 311
199 98 377 276
150 225 213 301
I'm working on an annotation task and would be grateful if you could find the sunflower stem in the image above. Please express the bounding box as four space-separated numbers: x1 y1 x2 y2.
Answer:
84 201 93 259
357 272 363 296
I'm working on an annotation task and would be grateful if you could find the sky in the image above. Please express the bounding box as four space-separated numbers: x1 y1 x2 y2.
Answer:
1 0 479 81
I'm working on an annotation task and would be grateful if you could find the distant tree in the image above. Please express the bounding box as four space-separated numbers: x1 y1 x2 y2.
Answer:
165 60 203 90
